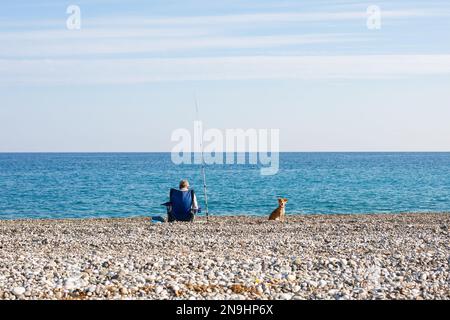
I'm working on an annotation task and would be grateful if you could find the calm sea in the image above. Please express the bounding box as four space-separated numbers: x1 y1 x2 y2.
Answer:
0 153 449 219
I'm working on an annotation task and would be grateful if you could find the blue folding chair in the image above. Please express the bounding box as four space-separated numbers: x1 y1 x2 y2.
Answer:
161 188 200 222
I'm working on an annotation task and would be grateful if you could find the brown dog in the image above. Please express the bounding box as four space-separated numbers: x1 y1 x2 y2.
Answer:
268 198 288 221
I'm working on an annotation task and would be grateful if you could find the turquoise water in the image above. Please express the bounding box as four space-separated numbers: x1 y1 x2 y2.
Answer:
0 153 449 219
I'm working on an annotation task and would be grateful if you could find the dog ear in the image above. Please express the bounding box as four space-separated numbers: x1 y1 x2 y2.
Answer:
284 198 288 202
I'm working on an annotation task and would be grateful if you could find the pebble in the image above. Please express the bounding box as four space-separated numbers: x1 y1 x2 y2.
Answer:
273 273 283 280
0 214 448 300
63 278 79 290
280 293 293 300
12 287 26 296
120 288 128 295
287 274 296 281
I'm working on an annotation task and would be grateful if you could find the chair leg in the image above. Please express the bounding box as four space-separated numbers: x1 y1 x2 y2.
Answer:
167 206 175 222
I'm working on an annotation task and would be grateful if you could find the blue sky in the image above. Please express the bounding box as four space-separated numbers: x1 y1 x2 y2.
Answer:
1 0 450 151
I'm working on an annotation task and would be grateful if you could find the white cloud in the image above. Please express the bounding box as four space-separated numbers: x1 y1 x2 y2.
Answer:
0 33 362 57
85 10 449 27
2 55 450 85
1 8 447 58
0 28 210 40
1 8 447 29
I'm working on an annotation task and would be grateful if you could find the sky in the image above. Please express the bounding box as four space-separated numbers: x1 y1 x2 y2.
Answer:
0 0 450 152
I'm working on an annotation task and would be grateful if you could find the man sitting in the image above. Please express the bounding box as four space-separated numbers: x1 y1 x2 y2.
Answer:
163 179 199 222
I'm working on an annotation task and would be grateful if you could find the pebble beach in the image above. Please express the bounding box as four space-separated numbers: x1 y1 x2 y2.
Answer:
0 214 449 300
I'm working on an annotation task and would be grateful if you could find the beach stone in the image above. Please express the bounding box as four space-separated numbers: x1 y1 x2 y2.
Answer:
328 289 339 296
273 273 283 280
0 214 448 300
280 293 292 300
292 285 301 293
64 278 79 290
319 280 327 288
287 274 296 281
12 287 26 296
120 288 128 295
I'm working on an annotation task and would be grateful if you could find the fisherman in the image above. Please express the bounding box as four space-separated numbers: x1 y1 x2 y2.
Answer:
162 179 199 222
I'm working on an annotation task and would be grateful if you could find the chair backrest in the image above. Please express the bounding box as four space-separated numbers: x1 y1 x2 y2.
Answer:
169 188 194 221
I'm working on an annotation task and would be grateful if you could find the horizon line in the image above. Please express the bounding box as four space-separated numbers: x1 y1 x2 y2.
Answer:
1 151 449 154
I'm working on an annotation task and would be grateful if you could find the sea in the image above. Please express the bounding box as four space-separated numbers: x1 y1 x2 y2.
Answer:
0 152 449 219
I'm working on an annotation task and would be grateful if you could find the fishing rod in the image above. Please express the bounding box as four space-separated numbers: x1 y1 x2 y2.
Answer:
195 95 209 221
